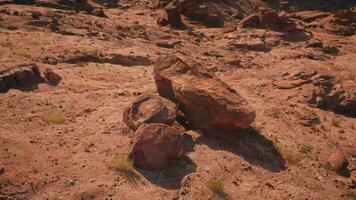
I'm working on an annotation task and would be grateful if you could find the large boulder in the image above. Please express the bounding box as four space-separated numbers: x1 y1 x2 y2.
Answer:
153 56 256 133
123 94 177 131
129 123 184 170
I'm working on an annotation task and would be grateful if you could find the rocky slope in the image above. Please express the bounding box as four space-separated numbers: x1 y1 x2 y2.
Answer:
0 0 355 199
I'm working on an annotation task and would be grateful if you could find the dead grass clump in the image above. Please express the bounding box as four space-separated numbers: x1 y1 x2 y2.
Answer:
282 150 303 165
110 154 134 172
42 108 66 124
14 49 31 58
207 178 224 194
299 145 312 154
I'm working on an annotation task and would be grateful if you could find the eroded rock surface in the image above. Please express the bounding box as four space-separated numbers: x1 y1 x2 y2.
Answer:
129 123 184 170
153 56 256 133
123 94 177 131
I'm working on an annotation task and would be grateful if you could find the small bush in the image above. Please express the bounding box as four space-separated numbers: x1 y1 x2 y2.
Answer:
207 178 224 194
299 145 311 154
110 154 134 172
283 150 303 165
42 108 66 124
14 49 31 58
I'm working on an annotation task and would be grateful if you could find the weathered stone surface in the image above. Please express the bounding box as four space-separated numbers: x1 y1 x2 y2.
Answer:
123 94 177 131
165 2 183 28
0 64 61 92
0 64 43 92
328 152 348 174
240 14 260 28
259 9 279 26
129 123 184 170
153 56 256 133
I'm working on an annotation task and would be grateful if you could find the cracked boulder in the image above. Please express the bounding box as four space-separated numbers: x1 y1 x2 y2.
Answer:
153 56 256 133
123 94 177 131
129 123 184 170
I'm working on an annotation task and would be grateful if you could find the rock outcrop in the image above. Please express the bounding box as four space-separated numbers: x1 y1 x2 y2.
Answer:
153 56 256 133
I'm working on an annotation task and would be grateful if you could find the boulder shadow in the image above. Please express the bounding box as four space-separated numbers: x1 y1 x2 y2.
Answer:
136 156 197 189
196 127 286 172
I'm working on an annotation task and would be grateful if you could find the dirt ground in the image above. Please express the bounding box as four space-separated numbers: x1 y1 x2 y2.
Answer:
0 0 355 199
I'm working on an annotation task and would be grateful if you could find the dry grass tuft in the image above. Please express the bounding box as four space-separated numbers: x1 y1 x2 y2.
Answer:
42 108 66 124
110 154 134 172
14 49 31 58
299 144 311 154
282 150 303 165
207 178 224 194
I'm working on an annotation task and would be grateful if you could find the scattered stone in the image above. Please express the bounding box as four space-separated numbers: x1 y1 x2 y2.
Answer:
230 39 268 52
165 2 183 28
129 123 184 170
0 167 4 175
240 14 260 28
43 68 62 86
153 56 256 133
328 152 349 174
274 79 308 89
0 64 43 92
42 56 58 65
123 94 177 131
259 9 279 27
291 11 329 22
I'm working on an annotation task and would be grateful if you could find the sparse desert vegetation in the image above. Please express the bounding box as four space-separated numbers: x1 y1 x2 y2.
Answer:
14 49 31 58
0 0 355 199
110 154 134 172
42 108 66 124
207 177 224 194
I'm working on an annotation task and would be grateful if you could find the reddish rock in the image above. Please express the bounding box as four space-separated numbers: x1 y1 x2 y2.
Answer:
291 11 329 22
165 2 183 28
123 94 177 131
240 14 260 28
328 152 348 174
259 9 279 26
153 56 256 133
0 64 43 92
43 68 62 86
129 123 184 170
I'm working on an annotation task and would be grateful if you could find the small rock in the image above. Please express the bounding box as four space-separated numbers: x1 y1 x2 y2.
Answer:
123 94 177 131
129 123 184 170
240 14 260 28
165 2 183 28
328 152 349 174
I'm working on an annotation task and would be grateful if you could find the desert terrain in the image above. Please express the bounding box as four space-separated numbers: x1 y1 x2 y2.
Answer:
0 0 355 199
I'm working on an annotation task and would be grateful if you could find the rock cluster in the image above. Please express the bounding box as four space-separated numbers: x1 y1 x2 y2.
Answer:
240 8 296 30
163 0 224 28
124 56 256 170
123 94 184 170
